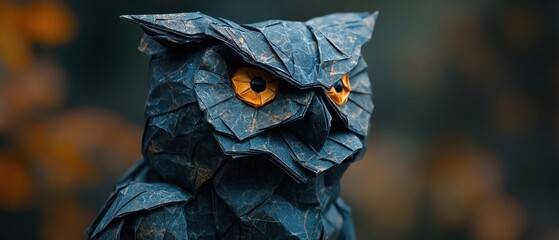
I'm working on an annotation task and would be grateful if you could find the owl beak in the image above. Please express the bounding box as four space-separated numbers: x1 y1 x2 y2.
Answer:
286 95 331 152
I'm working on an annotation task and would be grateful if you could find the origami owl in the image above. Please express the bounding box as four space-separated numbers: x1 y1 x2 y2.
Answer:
87 11 376 240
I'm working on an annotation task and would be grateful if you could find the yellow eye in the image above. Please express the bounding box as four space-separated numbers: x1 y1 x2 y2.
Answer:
327 73 351 106
231 67 279 108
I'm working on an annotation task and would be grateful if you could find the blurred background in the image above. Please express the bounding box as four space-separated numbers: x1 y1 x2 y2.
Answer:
0 0 557 239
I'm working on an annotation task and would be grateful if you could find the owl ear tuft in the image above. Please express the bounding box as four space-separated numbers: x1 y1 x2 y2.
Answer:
304 12 378 86
362 11 379 42
305 11 378 48
120 12 221 52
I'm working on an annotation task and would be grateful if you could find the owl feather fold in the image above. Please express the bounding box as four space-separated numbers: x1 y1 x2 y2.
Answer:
121 11 377 89
88 11 376 240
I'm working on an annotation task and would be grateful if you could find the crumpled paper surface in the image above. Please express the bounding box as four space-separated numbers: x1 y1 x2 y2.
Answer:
88 11 376 240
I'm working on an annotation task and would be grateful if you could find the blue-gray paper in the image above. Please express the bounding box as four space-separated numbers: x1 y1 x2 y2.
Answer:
88 11 376 240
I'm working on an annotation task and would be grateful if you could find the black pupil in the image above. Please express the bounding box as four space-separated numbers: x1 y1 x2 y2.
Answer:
250 77 267 93
333 80 344 93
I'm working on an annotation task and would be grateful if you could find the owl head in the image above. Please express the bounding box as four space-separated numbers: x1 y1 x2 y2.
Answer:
123 12 377 192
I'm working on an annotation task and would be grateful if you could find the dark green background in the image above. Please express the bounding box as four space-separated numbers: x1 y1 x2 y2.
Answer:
4 0 559 239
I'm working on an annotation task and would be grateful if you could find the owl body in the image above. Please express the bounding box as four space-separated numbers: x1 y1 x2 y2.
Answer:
88 12 376 240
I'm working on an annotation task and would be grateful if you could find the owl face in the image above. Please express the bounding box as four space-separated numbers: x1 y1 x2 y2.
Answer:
125 12 376 190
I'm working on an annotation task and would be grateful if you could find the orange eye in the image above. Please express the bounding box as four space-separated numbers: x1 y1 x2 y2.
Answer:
231 67 279 108
327 73 351 106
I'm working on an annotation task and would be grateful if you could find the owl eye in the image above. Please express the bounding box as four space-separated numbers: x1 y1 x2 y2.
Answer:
231 67 279 108
327 73 351 106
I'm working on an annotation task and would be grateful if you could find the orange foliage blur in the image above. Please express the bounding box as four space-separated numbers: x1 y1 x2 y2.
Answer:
0 1 553 240
41 197 95 240
343 135 421 233
344 133 527 240
0 153 34 209
16 108 142 192
0 1 76 71
473 196 525 240
0 1 141 239
19 1 76 46
425 137 503 227
0 61 64 132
